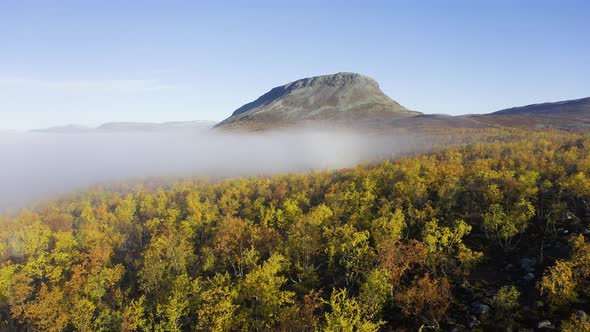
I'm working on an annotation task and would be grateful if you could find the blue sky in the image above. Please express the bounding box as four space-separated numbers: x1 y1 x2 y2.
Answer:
0 0 589 130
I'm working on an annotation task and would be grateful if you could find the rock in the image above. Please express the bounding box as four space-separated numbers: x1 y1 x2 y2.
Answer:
557 227 570 235
577 310 588 321
519 257 536 272
469 319 480 328
471 302 491 315
537 320 552 329
523 272 535 281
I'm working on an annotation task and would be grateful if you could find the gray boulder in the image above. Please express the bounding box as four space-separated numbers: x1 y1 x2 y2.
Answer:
519 257 536 272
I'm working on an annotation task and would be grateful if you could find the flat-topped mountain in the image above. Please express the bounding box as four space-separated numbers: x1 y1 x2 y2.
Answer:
215 72 419 129
215 72 590 132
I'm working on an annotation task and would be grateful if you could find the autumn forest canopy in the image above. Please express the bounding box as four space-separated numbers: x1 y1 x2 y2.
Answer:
3 0 590 330
0 129 589 331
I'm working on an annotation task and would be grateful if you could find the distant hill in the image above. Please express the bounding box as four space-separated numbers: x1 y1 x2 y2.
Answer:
215 72 420 129
31 124 92 133
492 97 590 116
468 97 590 130
33 120 216 133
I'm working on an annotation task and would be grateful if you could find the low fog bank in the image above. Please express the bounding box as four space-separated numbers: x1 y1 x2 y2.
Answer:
0 129 424 211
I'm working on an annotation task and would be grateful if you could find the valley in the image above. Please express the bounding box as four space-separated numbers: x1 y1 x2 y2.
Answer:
2 72 590 330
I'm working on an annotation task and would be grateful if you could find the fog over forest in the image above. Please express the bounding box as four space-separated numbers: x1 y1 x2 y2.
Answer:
0 129 419 211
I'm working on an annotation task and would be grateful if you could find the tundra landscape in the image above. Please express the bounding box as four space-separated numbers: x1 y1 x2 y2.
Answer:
1 1 590 331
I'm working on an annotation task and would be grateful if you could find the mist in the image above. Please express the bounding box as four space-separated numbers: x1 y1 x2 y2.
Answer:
0 129 421 211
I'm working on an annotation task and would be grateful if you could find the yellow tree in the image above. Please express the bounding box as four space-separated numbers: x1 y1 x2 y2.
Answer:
323 288 381 332
237 254 295 330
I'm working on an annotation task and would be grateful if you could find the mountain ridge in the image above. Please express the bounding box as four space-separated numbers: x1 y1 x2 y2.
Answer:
32 120 216 133
492 96 590 115
29 72 590 133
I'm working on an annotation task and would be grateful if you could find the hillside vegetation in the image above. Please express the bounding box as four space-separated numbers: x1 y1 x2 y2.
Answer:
2 130 590 331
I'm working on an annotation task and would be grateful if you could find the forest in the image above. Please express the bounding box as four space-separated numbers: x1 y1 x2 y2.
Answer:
2 129 590 331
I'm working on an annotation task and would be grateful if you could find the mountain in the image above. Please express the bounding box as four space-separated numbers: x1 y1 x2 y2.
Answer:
469 97 590 130
95 121 216 132
385 96 590 132
33 120 217 133
492 97 590 116
215 72 590 132
31 80 590 134
32 124 92 133
215 72 420 129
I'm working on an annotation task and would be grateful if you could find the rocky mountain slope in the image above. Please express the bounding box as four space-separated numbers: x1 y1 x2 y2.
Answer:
215 72 420 129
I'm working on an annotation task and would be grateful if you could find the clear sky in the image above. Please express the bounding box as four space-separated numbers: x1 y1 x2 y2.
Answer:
1 0 589 130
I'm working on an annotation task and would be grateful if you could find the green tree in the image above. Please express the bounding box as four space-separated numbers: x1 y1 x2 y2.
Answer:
483 200 535 250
